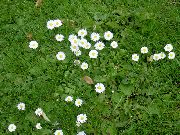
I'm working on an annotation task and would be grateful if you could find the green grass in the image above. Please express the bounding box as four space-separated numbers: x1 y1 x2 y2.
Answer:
0 0 180 134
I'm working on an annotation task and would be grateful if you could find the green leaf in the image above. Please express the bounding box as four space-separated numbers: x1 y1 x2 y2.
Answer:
82 19 94 28
119 84 134 96
106 21 119 29
147 103 160 115
94 75 107 82
94 12 108 21
25 113 37 123
64 87 75 94
121 78 129 84
111 92 123 103
97 93 106 103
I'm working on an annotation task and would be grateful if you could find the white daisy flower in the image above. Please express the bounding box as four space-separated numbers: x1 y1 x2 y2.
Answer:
91 32 100 42
74 50 82 56
65 96 73 102
141 47 148 54
70 44 79 52
35 108 43 116
47 20 55 30
80 62 88 70
36 123 42 130
84 42 91 49
77 131 86 135
8 124 16 132
104 31 113 40
89 50 98 58
54 130 63 135
75 99 83 107
164 44 173 52
110 41 118 48
159 52 166 59
68 34 77 42
17 102 25 110
79 38 88 47
77 114 87 123
76 121 81 127
74 60 81 66
56 52 66 61
78 29 87 37
132 54 139 61
168 52 175 59
55 34 64 42
153 54 161 61
70 38 79 46
94 41 105 50
29 41 38 49
54 19 62 27
95 83 105 93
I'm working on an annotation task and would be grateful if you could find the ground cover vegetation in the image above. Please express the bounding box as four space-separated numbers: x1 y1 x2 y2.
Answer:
0 0 180 134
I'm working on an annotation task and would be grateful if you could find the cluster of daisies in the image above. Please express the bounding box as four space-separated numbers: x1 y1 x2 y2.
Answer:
65 96 83 107
47 19 63 30
8 84 106 134
8 103 43 132
63 83 105 128
56 29 118 71
8 103 86 135
26 18 177 135
46 20 118 71
29 19 63 49
132 44 176 61
29 21 118 72
56 30 118 70
26 19 111 135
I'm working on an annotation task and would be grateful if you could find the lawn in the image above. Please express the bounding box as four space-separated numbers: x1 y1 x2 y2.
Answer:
0 0 180 134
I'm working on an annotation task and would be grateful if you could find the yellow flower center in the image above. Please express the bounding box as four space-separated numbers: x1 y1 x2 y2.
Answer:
57 132 61 135
78 101 81 104
92 52 95 56
59 55 63 58
80 116 84 120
